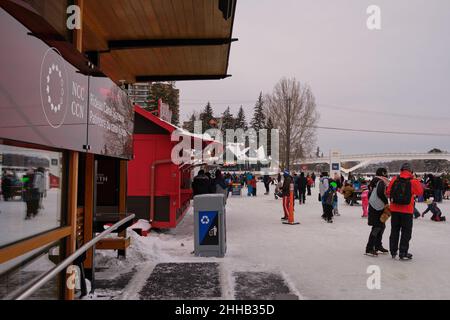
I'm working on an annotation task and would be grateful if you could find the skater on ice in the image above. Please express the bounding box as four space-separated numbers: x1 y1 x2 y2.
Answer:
322 181 338 223
387 163 424 260
365 168 390 257
422 199 446 222
361 184 369 218
281 170 294 221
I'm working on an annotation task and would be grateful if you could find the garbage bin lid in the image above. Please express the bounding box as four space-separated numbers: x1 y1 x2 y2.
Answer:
193 194 224 199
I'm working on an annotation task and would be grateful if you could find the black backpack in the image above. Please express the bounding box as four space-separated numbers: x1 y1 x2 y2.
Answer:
390 176 412 205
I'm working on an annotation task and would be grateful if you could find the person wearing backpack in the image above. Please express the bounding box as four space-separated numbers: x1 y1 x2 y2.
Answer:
319 172 330 218
387 163 424 260
365 168 390 257
322 181 338 223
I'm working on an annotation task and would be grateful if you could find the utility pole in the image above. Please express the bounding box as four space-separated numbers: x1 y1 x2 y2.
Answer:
286 97 291 170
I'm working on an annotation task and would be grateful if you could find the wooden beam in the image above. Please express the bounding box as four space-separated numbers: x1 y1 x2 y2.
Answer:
108 38 238 50
96 237 130 250
83 153 95 269
73 0 84 52
65 151 79 300
0 227 71 264
136 74 231 82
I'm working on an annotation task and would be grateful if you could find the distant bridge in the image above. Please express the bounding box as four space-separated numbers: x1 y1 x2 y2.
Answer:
296 153 450 174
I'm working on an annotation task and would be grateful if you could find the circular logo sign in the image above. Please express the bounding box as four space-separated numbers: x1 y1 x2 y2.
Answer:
201 216 210 225
40 47 69 128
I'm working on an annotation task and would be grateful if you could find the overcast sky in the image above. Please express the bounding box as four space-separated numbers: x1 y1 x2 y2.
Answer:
177 0 450 155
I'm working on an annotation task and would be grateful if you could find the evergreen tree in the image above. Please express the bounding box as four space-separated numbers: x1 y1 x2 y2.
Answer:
200 102 214 131
316 147 320 158
146 82 180 125
221 106 235 131
183 112 197 133
234 106 247 130
250 92 266 132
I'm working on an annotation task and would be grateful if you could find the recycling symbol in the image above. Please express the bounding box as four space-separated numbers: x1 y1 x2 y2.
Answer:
46 63 64 113
201 216 210 225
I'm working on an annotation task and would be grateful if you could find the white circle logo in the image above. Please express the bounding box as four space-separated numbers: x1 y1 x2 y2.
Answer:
46 63 64 113
201 216 210 225
40 47 69 128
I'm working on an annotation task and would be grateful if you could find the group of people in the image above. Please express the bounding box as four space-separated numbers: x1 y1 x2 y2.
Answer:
420 174 449 203
318 172 342 223
191 169 229 202
318 163 448 260
1 167 46 219
293 172 316 204
363 164 447 260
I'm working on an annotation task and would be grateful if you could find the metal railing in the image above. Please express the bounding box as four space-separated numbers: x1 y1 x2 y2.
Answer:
296 152 450 164
5 213 135 300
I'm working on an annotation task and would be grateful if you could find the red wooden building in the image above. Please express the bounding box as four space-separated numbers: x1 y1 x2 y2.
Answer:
127 106 211 229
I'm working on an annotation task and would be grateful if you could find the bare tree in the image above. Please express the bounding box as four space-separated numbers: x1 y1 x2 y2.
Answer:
265 77 320 170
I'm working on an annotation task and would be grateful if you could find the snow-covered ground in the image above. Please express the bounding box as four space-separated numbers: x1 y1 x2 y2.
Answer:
94 182 450 300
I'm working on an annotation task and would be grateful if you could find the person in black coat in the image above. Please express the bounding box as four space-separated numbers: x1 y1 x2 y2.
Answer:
263 174 271 195
192 170 212 196
433 175 444 203
297 172 307 204
365 168 390 256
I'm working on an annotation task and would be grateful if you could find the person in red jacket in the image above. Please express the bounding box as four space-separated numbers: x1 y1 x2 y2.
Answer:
386 163 424 260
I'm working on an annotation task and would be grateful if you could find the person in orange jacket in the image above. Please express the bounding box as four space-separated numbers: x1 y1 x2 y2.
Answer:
386 163 424 260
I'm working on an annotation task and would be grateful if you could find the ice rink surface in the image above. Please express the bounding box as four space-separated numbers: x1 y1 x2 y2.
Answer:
95 183 450 300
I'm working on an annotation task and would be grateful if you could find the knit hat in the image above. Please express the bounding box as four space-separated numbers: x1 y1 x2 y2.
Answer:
283 169 290 177
400 163 412 172
330 181 338 189
376 167 388 177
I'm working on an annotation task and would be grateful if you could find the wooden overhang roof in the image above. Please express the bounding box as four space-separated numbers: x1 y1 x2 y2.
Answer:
83 0 237 84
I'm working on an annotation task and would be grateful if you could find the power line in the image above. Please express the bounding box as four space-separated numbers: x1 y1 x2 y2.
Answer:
180 99 450 121
317 103 450 121
312 125 450 137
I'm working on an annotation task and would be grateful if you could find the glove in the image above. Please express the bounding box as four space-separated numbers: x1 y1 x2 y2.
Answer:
380 204 391 224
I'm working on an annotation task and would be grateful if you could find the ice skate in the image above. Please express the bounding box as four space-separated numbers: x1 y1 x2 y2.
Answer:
365 249 378 257
376 247 389 254
399 253 413 260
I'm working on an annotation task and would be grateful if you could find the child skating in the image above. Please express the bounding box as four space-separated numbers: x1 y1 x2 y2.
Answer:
322 182 338 223
422 200 446 222
361 185 369 218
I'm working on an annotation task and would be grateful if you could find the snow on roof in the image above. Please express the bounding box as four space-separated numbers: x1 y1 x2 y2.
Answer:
135 105 220 144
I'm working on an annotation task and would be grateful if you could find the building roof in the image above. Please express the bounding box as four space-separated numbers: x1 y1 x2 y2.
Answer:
134 106 216 144
83 0 237 84
1 0 237 85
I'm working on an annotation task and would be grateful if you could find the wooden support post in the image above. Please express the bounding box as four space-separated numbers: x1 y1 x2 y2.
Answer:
83 153 94 271
73 0 84 52
65 151 79 300
118 160 128 257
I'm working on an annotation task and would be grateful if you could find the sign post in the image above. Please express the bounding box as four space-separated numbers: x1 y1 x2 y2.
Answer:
330 149 341 180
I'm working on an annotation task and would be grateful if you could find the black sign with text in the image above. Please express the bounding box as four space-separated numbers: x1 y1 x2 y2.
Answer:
0 9 134 159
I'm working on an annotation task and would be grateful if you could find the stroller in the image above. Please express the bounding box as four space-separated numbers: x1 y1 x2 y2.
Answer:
274 181 283 199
